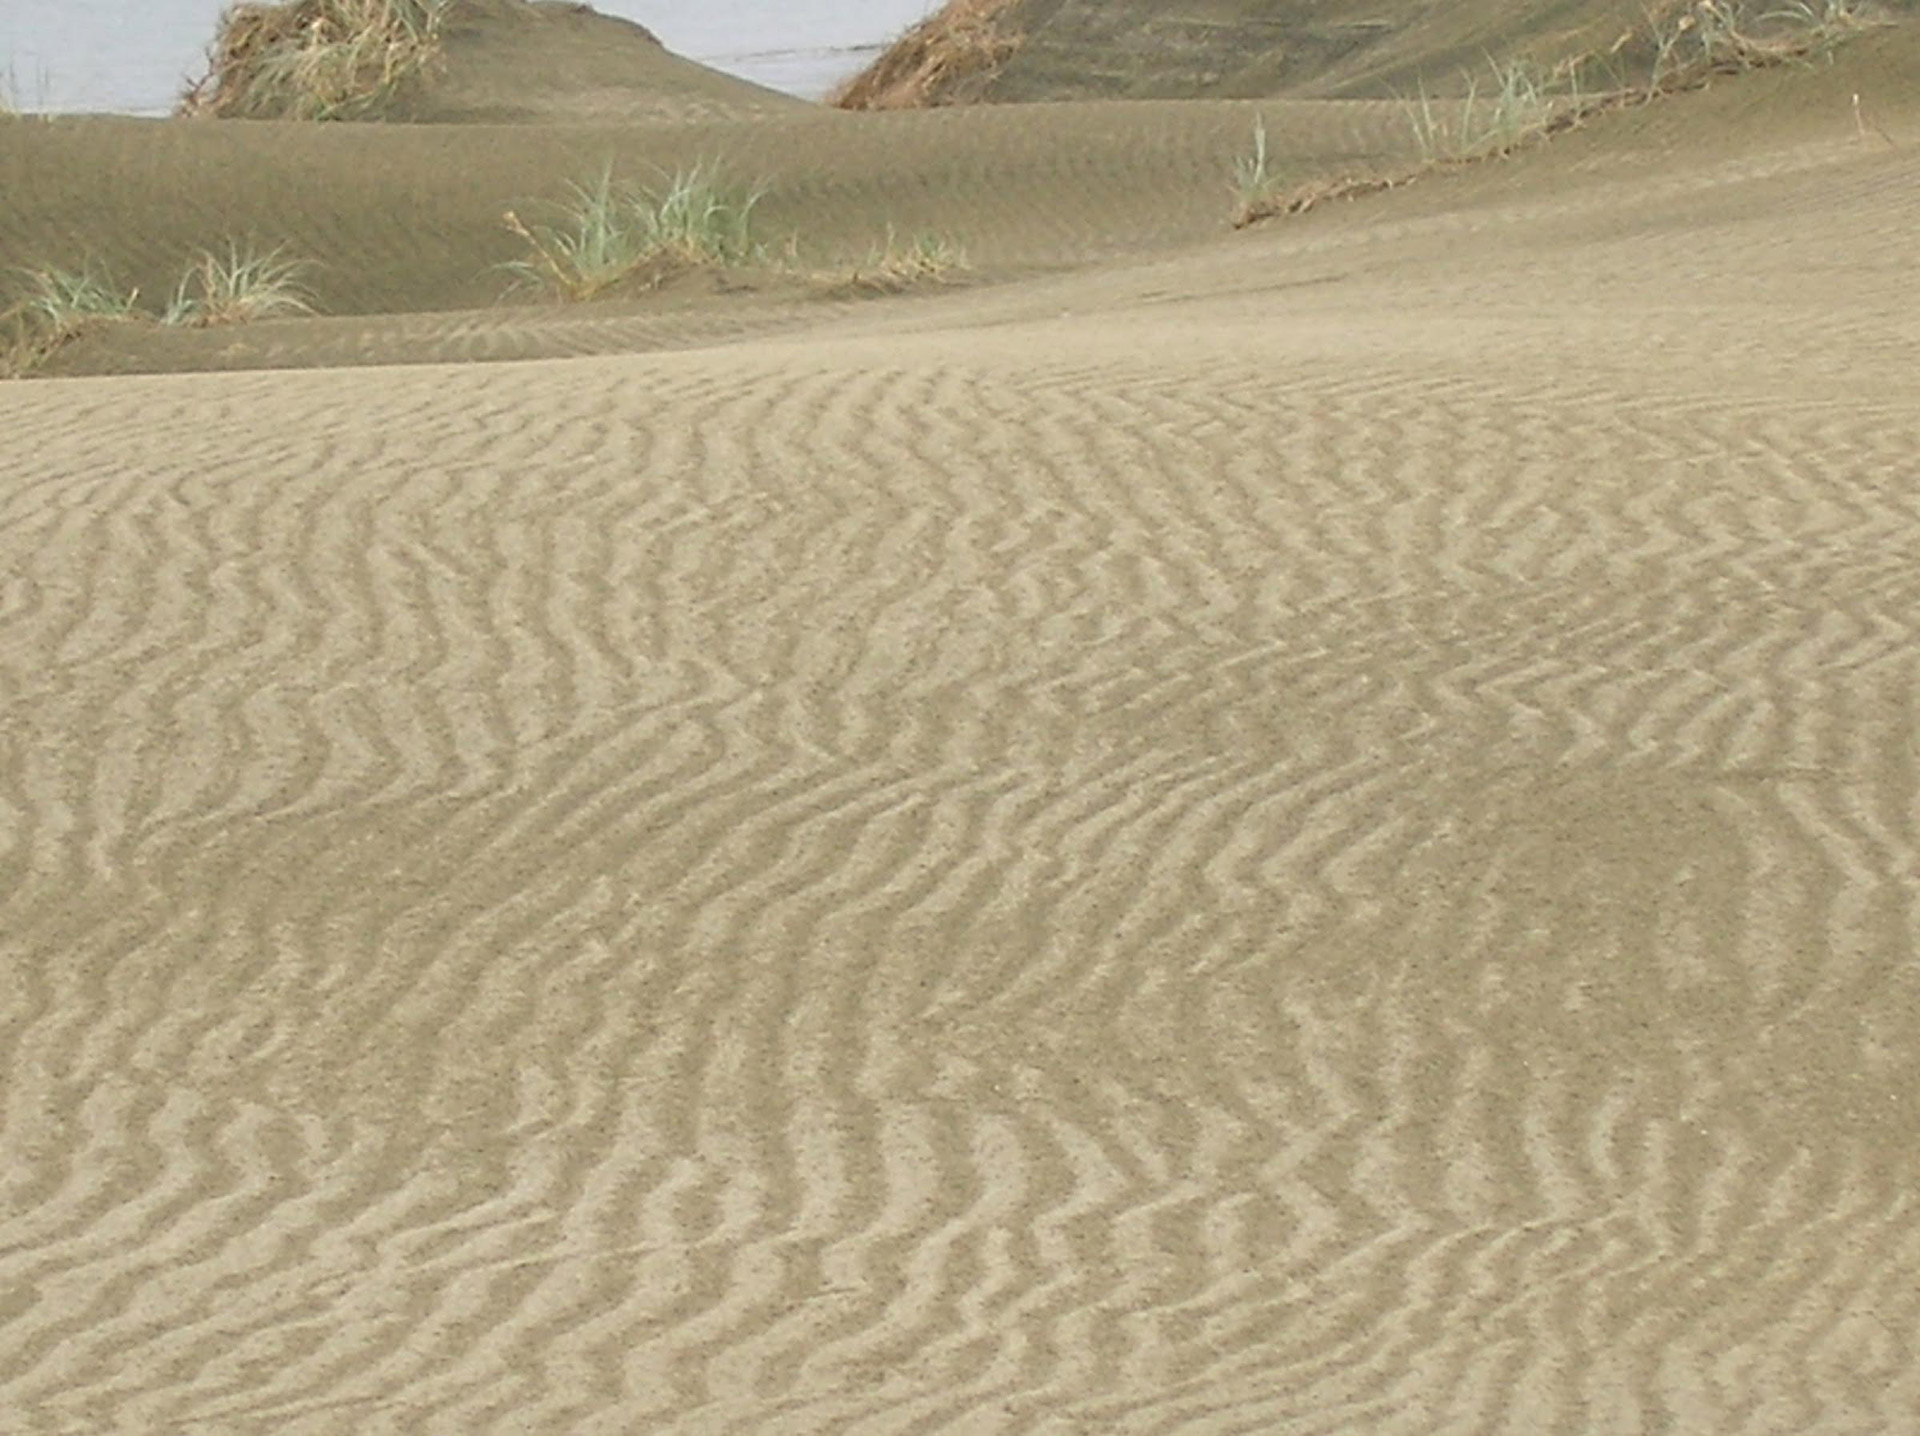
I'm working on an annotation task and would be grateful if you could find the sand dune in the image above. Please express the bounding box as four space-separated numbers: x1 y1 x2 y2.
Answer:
3 15 1919 1436
0 96 1417 358
839 0 1653 105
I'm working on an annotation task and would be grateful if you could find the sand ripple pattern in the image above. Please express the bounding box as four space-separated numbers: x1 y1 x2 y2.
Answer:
4 154 1920 1435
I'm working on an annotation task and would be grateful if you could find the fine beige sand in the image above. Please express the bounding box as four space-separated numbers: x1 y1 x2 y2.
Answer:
3 12 1920 1435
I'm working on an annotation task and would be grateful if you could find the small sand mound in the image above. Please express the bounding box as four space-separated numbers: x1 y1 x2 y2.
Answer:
831 0 1024 110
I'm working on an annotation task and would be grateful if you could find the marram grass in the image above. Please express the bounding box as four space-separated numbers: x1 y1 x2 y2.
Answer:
827 227 971 294
3 242 319 377
164 243 316 326
1234 0 1881 228
501 164 766 301
180 0 452 120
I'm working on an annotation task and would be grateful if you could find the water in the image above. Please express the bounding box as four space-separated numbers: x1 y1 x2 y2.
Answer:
0 0 941 115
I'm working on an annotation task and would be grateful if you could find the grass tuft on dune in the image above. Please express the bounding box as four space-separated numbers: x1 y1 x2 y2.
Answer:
500 164 765 302
164 243 317 326
831 0 1024 110
1638 0 1875 92
2 243 319 377
179 0 452 120
2 269 140 378
1403 58 1568 165
811 227 973 295
1235 0 1885 227
13 265 143 336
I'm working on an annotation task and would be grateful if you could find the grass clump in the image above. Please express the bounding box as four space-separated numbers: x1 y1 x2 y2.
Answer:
831 0 1023 110
501 164 765 301
163 242 316 326
645 165 766 267
2 243 319 377
0 265 142 377
1230 117 1288 227
1234 0 1883 229
1405 58 1567 164
179 0 452 120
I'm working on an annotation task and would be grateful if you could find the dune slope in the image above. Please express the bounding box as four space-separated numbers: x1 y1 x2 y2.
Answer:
841 0 1918 104
0 97 1419 368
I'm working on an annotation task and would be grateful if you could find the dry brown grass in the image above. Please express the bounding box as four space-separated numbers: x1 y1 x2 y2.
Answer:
1628 0 1876 92
179 0 450 120
830 0 1024 110
808 228 973 296
0 307 55 379
1236 172 1424 227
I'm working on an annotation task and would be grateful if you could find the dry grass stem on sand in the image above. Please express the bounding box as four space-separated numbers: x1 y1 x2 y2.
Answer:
179 0 451 119
815 228 972 295
1235 0 1882 229
831 0 1023 110
1640 0 1875 95
13 265 143 334
0 312 45 379
500 164 765 302
1243 172 1420 224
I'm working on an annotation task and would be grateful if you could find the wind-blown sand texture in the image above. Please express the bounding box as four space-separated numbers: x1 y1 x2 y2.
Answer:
3 12 1920 1435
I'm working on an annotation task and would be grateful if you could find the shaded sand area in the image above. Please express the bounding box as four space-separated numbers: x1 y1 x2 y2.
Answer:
4 6 1920 1432
831 0 1920 105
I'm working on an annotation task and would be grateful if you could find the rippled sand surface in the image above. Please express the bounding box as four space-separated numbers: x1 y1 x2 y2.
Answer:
4 37 1920 1436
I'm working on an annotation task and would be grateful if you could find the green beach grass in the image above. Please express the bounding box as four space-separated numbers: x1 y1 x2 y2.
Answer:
500 164 766 301
163 243 316 326
2 242 318 377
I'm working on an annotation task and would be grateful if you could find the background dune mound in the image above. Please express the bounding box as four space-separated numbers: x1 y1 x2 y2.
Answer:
181 0 798 124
